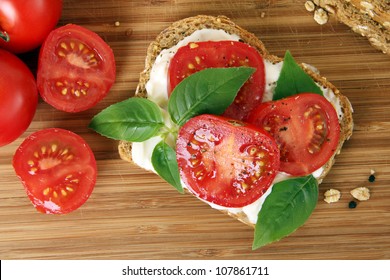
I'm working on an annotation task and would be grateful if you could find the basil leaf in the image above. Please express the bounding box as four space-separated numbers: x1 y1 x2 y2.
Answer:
273 51 323 100
89 97 164 142
151 141 183 194
168 67 255 126
252 175 318 250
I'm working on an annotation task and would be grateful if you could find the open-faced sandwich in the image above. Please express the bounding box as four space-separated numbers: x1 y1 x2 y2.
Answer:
90 15 353 249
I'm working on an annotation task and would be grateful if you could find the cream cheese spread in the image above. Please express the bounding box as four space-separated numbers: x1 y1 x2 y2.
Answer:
133 29 342 224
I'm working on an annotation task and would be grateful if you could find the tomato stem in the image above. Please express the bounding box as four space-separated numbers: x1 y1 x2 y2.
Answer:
0 30 10 42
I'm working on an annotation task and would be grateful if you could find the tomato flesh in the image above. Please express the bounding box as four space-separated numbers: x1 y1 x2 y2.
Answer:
37 24 116 112
13 128 97 214
168 41 265 121
177 114 280 207
0 49 37 147
247 93 340 176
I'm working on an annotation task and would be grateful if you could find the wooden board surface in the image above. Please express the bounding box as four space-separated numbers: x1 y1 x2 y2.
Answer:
1 0 390 260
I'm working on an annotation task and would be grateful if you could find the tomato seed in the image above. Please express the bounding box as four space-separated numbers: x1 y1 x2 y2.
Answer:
60 42 68 50
29 167 38 174
43 188 51 196
249 147 257 155
58 51 66 57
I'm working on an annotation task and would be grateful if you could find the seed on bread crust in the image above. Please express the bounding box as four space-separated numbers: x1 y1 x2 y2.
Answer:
314 8 329 25
305 1 316 12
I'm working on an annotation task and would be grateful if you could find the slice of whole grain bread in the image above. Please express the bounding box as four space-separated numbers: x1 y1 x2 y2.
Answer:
118 15 354 227
314 0 389 54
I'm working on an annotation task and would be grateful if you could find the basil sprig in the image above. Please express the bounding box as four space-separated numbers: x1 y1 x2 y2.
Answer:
151 141 183 193
252 175 318 250
89 97 165 142
273 51 323 100
168 67 255 126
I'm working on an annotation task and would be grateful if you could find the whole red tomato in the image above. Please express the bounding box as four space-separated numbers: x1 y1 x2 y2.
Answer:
0 49 38 147
0 0 63 53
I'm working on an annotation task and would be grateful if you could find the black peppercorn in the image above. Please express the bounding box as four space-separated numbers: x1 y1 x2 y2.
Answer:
368 174 375 183
348 201 357 209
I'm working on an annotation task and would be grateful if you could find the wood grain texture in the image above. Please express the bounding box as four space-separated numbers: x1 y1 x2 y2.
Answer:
1 0 390 260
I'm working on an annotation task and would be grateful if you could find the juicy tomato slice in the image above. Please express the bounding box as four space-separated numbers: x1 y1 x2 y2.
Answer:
176 114 280 208
247 93 340 176
37 24 116 113
168 41 265 121
13 128 97 214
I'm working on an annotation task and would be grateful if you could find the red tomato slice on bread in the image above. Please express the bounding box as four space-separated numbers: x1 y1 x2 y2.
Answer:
176 114 280 208
13 128 97 214
37 24 116 112
168 41 265 121
247 93 340 176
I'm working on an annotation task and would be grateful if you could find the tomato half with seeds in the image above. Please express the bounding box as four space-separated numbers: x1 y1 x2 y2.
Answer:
13 128 97 214
168 41 265 121
176 114 280 208
37 24 116 112
247 93 340 176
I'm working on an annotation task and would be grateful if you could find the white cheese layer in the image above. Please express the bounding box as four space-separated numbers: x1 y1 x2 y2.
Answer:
133 28 342 224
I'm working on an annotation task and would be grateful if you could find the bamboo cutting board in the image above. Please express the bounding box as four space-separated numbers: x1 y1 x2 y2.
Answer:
1 0 390 260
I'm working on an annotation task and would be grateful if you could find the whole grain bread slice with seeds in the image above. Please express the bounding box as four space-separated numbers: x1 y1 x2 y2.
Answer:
307 0 389 54
118 15 354 227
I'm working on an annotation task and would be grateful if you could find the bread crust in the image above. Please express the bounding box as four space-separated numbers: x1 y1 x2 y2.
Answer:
118 15 354 228
317 0 389 54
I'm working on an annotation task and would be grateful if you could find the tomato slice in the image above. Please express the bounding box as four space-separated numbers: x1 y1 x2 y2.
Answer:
168 41 265 121
247 93 340 176
37 24 116 113
176 114 280 207
13 128 97 214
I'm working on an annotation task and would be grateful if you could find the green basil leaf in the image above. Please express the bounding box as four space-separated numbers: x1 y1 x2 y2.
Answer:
273 51 323 100
151 141 184 194
168 67 255 126
89 97 164 142
252 175 318 250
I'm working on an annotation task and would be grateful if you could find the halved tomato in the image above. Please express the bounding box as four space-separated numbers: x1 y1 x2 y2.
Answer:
247 93 340 176
176 114 280 208
13 128 97 214
37 24 116 112
168 41 265 121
